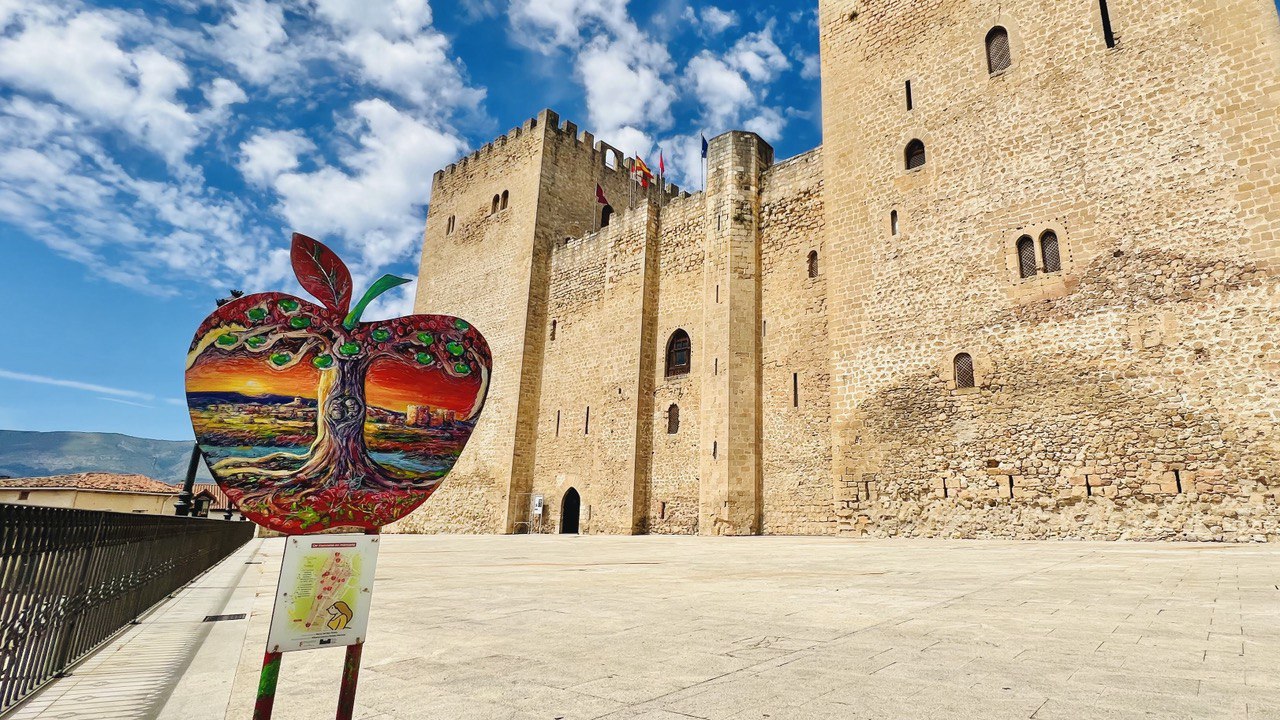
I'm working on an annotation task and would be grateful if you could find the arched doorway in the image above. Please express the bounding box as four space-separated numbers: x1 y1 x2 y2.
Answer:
560 488 581 534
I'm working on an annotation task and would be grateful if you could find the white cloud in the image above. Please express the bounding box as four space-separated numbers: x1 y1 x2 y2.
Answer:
239 130 315 187
0 6 230 166
0 368 155 401
0 0 487 298
508 0 630 49
799 51 820 80
0 96 275 294
99 397 155 409
207 0 299 86
577 35 675 135
341 30 485 114
268 100 465 268
684 25 790 140
682 6 738 36
312 0 433 38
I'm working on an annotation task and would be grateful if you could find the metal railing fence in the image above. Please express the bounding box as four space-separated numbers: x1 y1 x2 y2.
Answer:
0 504 255 714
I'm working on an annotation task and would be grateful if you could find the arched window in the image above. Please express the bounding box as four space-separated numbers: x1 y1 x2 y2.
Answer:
905 139 926 170
667 404 680 434
890 209 900 236
1017 235 1037 279
665 329 691 377
446 215 456 235
600 204 614 228
500 190 509 210
491 195 500 214
986 27 1012 75
807 250 819 278
954 353 975 389
1040 231 1061 273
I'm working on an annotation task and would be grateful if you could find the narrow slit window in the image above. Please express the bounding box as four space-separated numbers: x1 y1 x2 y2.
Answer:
890 209 900 236
555 411 561 437
807 250 819 279
1017 235 1037 279
491 194 500 214
792 373 799 408
954 353 975 389
712 441 718 459
667 404 680 435
1100 0 1116 48
585 407 590 435
500 190 509 210
1040 231 1061 273
550 319 557 341
905 80 913 110
986 27 1012 75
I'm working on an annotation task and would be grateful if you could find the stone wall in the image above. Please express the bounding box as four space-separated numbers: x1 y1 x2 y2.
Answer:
759 149 835 535
818 0 1280 541
648 193 707 534
530 206 658 534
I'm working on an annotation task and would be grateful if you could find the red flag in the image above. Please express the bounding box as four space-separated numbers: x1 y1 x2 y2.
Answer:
659 150 665 176
596 184 609 205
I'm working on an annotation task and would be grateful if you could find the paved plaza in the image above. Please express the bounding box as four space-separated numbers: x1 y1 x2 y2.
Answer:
15 535 1280 719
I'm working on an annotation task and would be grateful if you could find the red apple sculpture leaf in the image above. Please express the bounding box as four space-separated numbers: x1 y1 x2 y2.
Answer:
290 232 353 314
185 234 491 535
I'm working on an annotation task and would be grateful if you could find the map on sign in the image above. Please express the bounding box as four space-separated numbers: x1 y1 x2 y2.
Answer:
266 534 380 653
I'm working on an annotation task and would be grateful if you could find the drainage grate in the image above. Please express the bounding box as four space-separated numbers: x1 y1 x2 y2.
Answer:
203 613 247 623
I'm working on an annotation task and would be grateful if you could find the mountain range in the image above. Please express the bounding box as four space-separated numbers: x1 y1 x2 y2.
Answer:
0 430 213 484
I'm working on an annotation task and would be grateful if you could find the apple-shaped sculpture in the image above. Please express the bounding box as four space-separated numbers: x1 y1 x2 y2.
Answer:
185 234 490 534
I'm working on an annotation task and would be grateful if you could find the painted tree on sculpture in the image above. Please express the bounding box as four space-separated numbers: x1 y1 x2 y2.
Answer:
186 234 490 516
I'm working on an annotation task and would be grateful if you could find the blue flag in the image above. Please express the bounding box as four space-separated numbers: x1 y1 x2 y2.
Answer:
701 134 709 158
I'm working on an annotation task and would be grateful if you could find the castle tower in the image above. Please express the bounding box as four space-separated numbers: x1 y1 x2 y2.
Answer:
819 0 1280 534
407 110 643 533
699 132 773 535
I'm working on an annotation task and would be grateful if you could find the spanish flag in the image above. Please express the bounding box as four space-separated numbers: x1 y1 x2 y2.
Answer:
634 157 653 188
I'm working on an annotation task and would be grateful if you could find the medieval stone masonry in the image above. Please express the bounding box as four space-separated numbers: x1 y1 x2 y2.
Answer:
390 0 1280 541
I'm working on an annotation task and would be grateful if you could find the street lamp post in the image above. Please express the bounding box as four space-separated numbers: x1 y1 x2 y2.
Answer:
174 443 200 516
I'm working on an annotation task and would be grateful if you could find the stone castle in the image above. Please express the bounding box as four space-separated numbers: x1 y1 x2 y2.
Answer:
392 0 1280 541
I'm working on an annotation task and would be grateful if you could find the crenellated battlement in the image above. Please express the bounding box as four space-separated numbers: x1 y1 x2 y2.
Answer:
431 110 546 186
433 108 688 201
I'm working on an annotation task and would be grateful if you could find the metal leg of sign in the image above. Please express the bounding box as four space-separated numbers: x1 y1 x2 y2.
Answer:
336 526 378 719
253 650 283 720
335 642 364 720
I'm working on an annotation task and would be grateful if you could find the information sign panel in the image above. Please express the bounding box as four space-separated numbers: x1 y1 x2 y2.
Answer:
266 534 380 653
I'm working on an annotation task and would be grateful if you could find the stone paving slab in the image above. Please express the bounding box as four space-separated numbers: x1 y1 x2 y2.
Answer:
202 536 1280 720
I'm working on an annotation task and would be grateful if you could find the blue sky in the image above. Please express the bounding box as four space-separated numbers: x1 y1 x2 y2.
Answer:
0 0 823 441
